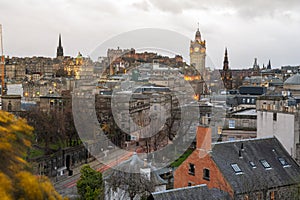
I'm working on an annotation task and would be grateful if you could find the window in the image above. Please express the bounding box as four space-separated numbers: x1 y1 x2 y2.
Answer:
231 163 242 174
260 159 271 169
269 191 276 200
7 101 12 112
278 157 290 167
229 120 235 129
273 113 277 121
189 163 195 175
256 192 262 200
242 120 249 128
249 161 256 168
203 168 210 180
188 181 194 186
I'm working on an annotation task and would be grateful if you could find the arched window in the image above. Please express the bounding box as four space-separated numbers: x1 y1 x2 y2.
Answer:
7 101 12 112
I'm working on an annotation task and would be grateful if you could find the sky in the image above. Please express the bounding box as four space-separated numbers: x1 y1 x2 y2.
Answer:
0 0 300 69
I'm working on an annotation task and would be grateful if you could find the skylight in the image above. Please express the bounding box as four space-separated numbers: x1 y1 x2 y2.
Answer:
278 157 290 167
231 163 242 173
249 161 256 168
260 160 271 169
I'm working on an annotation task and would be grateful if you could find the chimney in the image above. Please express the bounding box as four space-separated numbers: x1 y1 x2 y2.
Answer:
196 126 212 152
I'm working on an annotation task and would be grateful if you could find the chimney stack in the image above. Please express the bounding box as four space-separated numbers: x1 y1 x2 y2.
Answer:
196 126 212 153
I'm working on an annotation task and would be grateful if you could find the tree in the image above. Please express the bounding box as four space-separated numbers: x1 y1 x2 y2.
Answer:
106 170 155 200
77 164 104 200
0 110 66 200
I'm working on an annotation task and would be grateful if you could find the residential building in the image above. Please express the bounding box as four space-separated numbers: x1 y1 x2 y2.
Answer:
256 95 300 164
221 108 257 141
174 126 300 199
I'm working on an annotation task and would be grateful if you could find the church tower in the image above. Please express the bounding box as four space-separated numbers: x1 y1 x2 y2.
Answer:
221 48 232 90
56 34 64 58
190 27 206 74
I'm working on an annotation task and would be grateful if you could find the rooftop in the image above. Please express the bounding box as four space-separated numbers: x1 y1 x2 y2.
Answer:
211 137 300 194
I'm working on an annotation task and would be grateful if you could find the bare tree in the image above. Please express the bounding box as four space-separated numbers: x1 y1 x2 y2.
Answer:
106 170 155 200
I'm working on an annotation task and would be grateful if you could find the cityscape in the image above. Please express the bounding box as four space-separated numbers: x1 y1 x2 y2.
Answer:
1 1 300 200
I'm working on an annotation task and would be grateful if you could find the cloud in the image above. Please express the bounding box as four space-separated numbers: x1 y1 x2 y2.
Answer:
132 0 150 11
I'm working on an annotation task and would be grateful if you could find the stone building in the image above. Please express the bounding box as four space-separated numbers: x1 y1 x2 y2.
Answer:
221 108 257 141
190 28 206 74
1 95 21 113
283 73 300 97
256 95 300 164
220 48 232 90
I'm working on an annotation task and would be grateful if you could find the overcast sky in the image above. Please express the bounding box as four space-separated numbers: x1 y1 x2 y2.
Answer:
0 0 300 69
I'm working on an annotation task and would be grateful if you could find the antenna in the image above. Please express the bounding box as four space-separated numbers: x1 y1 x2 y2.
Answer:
0 24 5 95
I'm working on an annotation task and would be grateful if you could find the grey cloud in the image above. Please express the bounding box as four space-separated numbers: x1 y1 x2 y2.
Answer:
132 0 150 11
147 0 300 21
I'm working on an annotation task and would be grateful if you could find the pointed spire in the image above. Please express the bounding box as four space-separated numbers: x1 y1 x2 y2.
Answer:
59 33 62 47
56 33 64 58
195 23 201 42
223 47 229 70
267 59 271 69
253 58 259 70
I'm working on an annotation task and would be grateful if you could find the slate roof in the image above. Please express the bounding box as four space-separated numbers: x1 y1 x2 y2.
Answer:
211 137 300 194
149 184 230 200
105 152 167 186
284 73 300 85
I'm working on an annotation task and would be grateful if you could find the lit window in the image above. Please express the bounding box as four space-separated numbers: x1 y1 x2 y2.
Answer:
249 161 256 168
229 120 235 129
278 157 290 167
189 163 195 175
231 163 242 174
203 168 210 180
260 159 271 169
269 191 276 200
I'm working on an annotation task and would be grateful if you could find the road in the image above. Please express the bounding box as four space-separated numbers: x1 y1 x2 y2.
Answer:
53 150 133 199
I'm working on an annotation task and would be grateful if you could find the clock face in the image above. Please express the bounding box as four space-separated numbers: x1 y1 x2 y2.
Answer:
194 47 199 52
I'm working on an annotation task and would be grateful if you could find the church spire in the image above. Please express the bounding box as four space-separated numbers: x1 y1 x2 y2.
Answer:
267 59 271 69
223 47 229 70
59 33 62 47
56 33 64 58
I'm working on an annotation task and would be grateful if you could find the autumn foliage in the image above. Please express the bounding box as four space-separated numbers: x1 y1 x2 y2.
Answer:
0 110 66 200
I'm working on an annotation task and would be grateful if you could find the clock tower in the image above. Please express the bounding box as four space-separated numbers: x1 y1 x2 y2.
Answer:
190 28 206 74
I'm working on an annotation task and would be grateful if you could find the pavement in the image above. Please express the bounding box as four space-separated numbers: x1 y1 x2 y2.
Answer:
53 148 134 199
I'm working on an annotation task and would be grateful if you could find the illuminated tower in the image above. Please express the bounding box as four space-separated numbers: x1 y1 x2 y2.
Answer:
190 26 206 74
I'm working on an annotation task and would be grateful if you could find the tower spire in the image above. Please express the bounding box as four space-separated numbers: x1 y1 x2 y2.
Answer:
223 47 229 70
267 59 271 69
56 33 64 58
59 33 62 47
